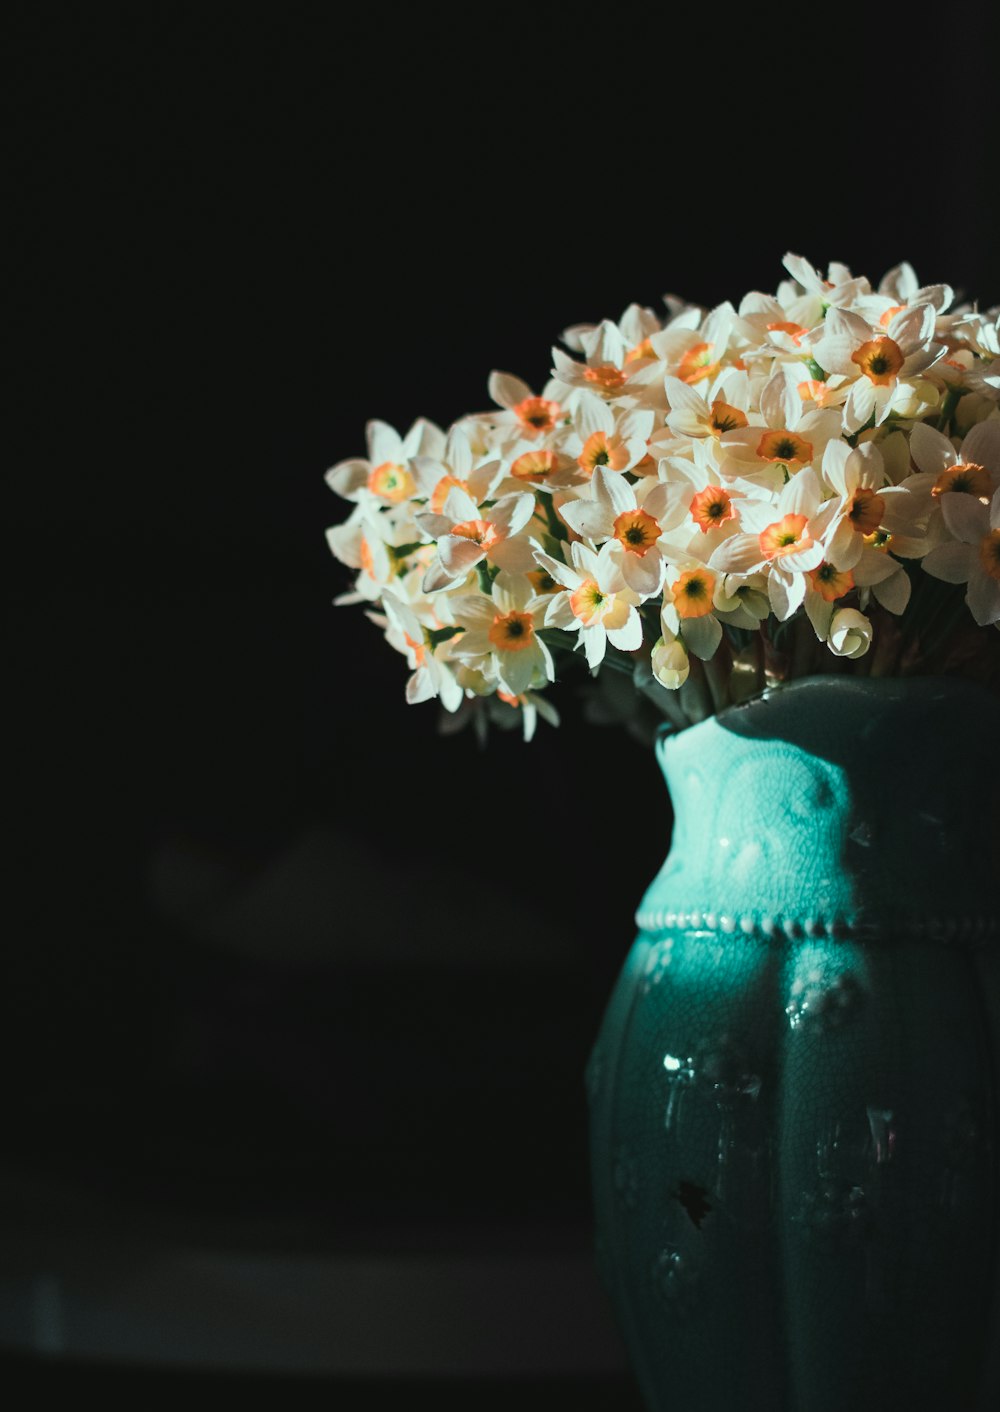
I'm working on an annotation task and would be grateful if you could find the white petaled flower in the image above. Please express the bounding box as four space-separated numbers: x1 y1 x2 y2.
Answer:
448 572 555 696
563 401 656 480
662 571 722 660
708 469 832 620
487 371 565 443
716 365 842 492
810 304 945 434
532 540 643 669
326 418 445 507
556 467 672 597
416 486 537 592
379 592 464 711
923 488 1000 626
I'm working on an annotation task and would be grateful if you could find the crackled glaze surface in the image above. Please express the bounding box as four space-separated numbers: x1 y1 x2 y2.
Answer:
588 677 1000 1412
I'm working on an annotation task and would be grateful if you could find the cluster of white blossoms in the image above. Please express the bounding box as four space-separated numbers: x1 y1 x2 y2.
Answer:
326 254 1000 737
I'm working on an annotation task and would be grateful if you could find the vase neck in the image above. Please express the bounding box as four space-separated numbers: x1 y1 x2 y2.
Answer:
638 677 1000 941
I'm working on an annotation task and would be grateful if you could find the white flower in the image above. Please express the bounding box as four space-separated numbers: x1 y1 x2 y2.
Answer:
416 486 536 592
708 469 832 619
326 418 445 506
448 572 555 696
556 467 670 597
923 488 1000 626
810 305 944 434
379 592 464 711
532 540 643 669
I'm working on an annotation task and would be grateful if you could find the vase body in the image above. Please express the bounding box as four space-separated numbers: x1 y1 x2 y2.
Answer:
588 676 1000 1412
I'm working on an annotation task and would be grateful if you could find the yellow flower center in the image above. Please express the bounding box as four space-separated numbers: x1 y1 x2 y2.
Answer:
368 461 416 502
578 430 629 476
759 513 812 561
808 562 855 602
511 449 558 481
689 485 735 533
671 568 716 619
931 462 992 499
709 400 748 436
513 396 561 436
756 429 814 468
677 342 719 385
847 488 886 535
488 610 535 652
851 336 904 386
613 508 661 556
863 529 893 553
981 529 1000 582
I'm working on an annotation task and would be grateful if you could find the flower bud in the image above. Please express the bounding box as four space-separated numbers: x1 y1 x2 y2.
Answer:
828 607 873 659
651 634 690 690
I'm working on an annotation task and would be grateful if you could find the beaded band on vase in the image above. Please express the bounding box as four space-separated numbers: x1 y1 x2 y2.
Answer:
634 908 999 943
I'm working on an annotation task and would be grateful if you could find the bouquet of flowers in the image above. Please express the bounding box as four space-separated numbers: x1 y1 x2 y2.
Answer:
325 254 1000 742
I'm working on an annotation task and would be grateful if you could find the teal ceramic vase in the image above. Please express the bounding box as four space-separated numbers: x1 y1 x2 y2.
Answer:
588 675 1000 1412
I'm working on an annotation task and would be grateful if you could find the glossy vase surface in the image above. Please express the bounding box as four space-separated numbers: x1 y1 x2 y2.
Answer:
588 676 1000 1412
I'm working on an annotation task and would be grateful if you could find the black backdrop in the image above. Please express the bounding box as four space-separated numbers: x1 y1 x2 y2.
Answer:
7 9 999 1398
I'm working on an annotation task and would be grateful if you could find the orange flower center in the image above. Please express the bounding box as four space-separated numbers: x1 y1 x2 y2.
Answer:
677 342 719 385
429 474 465 513
569 579 611 625
879 305 905 329
497 690 522 707
368 461 415 502
583 363 627 391
863 529 893 553
709 400 748 436
511 449 558 481
451 518 498 550
671 568 716 619
613 508 661 555
578 430 629 475
513 396 561 436
488 610 536 652
808 562 855 602
847 488 886 534
797 379 828 405
756 429 814 467
526 567 559 595
689 485 735 533
625 338 656 364
766 320 808 345
852 336 904 386
931 462 992 498
759 513 812 561
981 529 1000 582
359 537 375 578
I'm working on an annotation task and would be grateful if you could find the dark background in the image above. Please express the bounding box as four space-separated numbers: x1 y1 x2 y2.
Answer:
6 9 998 1403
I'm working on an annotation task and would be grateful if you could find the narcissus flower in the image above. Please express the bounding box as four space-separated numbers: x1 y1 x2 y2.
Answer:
532 540 643 669
923 488 1000 625
449 572 556 696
